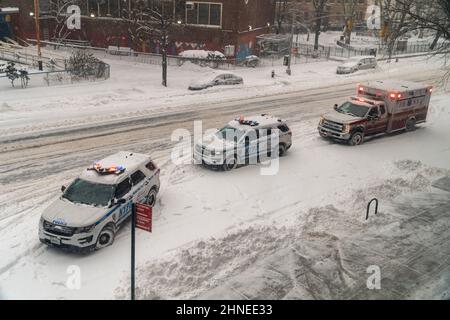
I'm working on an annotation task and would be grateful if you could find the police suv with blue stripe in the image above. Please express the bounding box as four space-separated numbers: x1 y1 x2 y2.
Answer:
39 151 160 252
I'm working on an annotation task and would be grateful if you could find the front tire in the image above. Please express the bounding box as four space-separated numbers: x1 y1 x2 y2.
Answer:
349 131 364 146
145 188 157 207
223 156 238 171
96 225 115 250
278 144 287 157
405 118 416 132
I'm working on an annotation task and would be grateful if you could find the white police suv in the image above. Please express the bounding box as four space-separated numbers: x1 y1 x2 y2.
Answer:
194 114 292 170
39 151 160 252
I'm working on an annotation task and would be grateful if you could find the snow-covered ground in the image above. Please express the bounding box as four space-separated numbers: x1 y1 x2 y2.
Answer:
0 54 446 141
296 31 439 49
0 53 449 299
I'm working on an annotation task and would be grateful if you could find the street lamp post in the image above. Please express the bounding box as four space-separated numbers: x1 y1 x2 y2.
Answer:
33 0 43 70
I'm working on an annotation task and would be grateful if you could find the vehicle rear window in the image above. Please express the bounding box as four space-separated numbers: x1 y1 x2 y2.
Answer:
115 178 132 199
146 161 156 171
278 124 290 133
131 170 146 185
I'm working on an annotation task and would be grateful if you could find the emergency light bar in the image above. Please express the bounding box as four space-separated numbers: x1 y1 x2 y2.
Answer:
350 96 375 105
88 163 125 175
235 116 259 126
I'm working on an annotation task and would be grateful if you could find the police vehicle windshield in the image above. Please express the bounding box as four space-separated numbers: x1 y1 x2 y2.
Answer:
336 101 370 118
216 125 246 142
63 178 115 207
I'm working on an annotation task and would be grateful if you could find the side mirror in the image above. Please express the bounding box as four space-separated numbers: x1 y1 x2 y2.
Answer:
61 185 66 192
333 104 338 110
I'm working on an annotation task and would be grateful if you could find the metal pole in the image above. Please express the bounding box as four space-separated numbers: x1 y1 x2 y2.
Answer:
131 203 136 300
286 12 295 75
33 0 43 71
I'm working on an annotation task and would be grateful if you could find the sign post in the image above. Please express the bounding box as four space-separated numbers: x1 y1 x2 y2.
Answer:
131 202 153 300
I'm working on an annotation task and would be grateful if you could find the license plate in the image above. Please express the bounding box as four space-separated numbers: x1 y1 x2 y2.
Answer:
50 237 61 245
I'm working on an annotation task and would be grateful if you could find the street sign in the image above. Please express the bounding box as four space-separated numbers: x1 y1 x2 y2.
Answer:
135 203 152 232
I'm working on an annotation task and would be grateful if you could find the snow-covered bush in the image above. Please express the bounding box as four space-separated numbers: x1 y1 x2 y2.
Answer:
66 51 108 79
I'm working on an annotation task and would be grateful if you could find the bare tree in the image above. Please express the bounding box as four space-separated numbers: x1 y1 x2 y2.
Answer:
312 0 329 51
275 0 290 34
382 0 450 82
341 0 359 44
122 0 182 87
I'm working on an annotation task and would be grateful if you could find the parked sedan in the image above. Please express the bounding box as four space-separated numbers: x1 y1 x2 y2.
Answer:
336 56 377 74
188 73 244 90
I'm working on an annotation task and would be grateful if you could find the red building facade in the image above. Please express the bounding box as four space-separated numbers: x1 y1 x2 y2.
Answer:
2 0 276 59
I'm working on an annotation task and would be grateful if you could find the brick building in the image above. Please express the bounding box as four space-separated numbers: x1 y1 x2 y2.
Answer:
1 0 276 59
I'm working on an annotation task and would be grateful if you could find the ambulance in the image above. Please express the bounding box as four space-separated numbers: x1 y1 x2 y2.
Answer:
39 151 160 252
318 80 433 145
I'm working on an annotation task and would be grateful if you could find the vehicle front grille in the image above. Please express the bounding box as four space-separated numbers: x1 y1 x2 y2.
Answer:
195 144 212 156
322 120 344 132
43 220 75 237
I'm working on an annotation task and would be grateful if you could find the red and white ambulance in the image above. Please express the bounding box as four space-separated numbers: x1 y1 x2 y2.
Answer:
318 80 433 145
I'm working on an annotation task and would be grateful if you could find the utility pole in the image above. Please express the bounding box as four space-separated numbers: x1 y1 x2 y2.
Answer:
131 203 136 300
33 0 43 70
161 34 168 87
286 12 295 75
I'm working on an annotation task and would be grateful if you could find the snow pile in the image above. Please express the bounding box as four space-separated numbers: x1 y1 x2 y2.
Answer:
114 160 450 299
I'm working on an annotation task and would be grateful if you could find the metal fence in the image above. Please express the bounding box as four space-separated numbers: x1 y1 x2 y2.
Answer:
0 47 66 71
33 40 239 70
293 40 434 60
0 61 110 88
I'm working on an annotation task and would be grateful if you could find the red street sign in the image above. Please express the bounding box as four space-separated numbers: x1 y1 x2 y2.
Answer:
135 203 152 232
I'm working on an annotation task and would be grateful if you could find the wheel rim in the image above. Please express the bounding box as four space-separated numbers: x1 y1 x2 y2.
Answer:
147 191 156 206
352 134 362 145
99 233 110 246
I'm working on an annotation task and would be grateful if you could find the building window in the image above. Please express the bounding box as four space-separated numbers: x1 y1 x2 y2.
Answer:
186 2 222 27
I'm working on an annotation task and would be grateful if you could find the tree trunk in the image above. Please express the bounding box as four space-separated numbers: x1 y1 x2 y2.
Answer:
162 49 167 87
314 18 322 51
430 31 442 50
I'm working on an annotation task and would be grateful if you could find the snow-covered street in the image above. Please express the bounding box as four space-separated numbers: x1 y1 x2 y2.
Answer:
0 54 449 299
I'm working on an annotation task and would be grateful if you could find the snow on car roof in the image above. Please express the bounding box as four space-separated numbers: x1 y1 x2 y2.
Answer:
229 114 284 129
363 79 427 92
179 50 225 59
80 151 151 185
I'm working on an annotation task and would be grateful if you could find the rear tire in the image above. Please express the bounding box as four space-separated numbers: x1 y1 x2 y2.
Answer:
146 188 157 207
349 131 364 146
278 144 287 157
405 118 416 132
96 225 115 250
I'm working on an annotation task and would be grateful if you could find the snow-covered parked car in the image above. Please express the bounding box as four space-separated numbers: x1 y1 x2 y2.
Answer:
188 73 243 90
336 56 377 74
39 151 160 252
239 55 260 68
178 50 226 68
193 114 292 170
